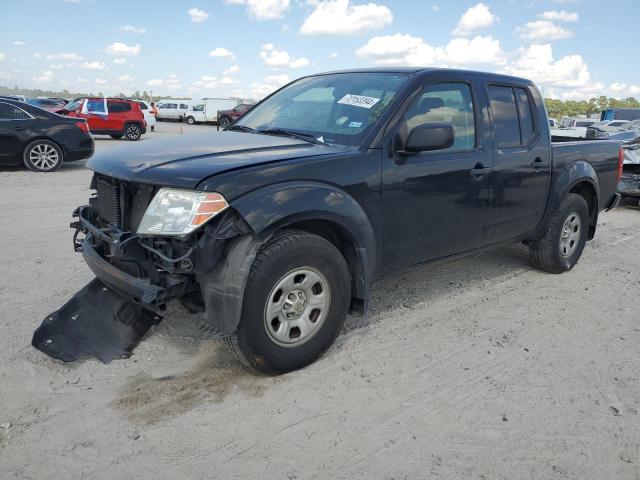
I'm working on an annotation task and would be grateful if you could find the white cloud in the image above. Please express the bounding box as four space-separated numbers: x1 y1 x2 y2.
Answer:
147 75 182 91
220 76 238 85
539 10 578 22
502 44 591 88
118 74 134 82
190 75 219 90
82 61 106 70
300 0 393 36
113 58 126 64
516 20 573 41
260 44 310 69
452 3 499 36
250 74 290 98
45 52 83 61
13 41 25 46
329 52 339 59
105 42 141 56
95 78 108 85
119 24 146 34
226 0 289 21
34 70 53 83
188 7 209 23
432 5 439 11
209 47 236 60
0 52 5 61
223 64 240 75
356 33 505 67
609 83 640 97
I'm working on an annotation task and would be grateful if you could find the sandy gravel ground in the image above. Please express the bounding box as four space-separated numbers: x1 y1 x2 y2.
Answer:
1 123 639 479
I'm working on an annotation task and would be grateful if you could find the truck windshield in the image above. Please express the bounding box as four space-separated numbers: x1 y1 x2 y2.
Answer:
234 72 410 146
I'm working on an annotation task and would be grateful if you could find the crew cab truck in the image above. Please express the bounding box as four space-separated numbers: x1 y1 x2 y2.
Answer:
33 68 623 373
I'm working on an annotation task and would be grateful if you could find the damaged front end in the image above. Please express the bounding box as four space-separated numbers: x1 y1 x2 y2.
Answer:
32 173 252 363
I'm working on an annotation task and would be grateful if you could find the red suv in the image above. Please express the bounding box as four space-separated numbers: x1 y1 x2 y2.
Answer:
217 103 255 129
58 98 147 141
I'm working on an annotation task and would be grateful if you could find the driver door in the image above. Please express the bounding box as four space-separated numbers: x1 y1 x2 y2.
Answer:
381 79 494 271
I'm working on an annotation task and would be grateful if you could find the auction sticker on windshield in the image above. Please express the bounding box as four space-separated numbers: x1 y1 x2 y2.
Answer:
337 94 381 109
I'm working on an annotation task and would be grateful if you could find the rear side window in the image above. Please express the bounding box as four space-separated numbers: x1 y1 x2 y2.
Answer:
0 102 31 120
107 101 131 113
138 102 148 110
404 82 476 152
488 86 520 147
515 88 534 142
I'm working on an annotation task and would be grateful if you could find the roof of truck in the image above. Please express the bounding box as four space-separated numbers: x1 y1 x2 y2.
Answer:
311 67 531 84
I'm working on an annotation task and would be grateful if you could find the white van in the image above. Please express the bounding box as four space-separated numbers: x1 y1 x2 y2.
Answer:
133 100 156 129
184 98 237 124
156 100 191 121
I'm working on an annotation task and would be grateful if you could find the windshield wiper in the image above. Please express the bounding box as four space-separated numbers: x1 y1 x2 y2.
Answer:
226 125 256 133
257 128 327 145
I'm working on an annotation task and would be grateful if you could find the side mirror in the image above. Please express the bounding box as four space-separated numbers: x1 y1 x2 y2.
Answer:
404 123 454 153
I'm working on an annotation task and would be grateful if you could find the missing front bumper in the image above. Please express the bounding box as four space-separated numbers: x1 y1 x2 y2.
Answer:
32 279 162 363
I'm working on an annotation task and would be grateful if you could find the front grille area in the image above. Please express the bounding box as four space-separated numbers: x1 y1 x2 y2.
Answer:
92 174 155 231
96 177 121 227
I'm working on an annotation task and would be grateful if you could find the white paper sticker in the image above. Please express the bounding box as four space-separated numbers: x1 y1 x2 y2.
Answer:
348 121 363 128
337 94 380 109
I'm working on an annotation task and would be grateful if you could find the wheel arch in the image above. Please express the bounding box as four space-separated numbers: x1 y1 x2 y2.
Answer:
529 159 600 241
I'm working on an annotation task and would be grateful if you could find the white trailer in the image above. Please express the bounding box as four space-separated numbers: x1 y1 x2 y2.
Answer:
185 98 237 124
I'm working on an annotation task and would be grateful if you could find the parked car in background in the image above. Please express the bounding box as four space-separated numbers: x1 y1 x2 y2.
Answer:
58 98 147 141
591 120 629 131
217 103 254 128
133 100 156 131
184 98 237 125
601 108 640 122
548 118 559 128
25 97 67 113
36 68 622 373
0 95 26 102
156 100 190 121
0 98 93 172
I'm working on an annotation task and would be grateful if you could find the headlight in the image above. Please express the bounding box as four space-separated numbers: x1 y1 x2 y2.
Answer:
137 188 229 236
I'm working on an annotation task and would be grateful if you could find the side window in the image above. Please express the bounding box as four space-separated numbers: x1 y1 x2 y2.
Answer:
514 88 534 143
404 82 476 152
86 99 107 115
488 86 520 147
138 102 148 110
180 103 188 109
194 104 204 111
0 102 31 120
107 101 127 113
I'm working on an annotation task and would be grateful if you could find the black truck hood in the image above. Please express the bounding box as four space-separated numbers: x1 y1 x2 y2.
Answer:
87 131 350 188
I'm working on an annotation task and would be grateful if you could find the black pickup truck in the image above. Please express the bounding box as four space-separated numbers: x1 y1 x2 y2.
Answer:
33 68 623 373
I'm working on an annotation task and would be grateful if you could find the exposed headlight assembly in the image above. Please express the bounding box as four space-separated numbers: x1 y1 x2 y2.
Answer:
137 188 229 236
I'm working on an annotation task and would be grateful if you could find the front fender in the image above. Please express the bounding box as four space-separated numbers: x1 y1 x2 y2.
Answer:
530 159 600 241
232 181 376 307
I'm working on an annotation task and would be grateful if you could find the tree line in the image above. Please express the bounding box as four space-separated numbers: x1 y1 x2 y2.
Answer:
544 96 640 119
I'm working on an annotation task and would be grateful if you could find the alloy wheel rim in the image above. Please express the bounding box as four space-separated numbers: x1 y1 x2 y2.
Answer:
264 267 331 348
559 211 582 258
29 144 59 170
127 125 140 139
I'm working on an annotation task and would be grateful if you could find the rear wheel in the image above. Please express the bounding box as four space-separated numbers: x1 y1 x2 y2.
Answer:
219 115 231 129
124 123 142 141
529 193 589 273
23 140 63 172
225 230 350 374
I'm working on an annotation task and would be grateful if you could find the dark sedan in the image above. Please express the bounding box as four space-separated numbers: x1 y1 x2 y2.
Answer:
0 98 94 172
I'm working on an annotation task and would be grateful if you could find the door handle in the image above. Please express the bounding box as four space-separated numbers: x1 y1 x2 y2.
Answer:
530 157 547 170
470 163 491 179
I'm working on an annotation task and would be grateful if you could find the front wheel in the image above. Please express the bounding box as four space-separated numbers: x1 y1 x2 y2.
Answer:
186 116 196 125
124 123 141 141
225 230 351 374
23 139 63 172
529 193 589 273
218 116 231 129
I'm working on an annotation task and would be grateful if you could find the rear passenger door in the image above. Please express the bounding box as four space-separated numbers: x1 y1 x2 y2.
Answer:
487 84 551 241
106 101 131 132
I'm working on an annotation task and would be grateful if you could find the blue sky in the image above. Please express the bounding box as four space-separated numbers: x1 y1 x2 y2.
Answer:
0 0 638 100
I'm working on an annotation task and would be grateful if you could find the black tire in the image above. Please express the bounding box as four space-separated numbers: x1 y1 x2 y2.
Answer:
219 116 231 129
529 193 589 273
124 123 142 141
23 139 63 172
186 116 196 125
225 230 351 374
110 134 123 139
